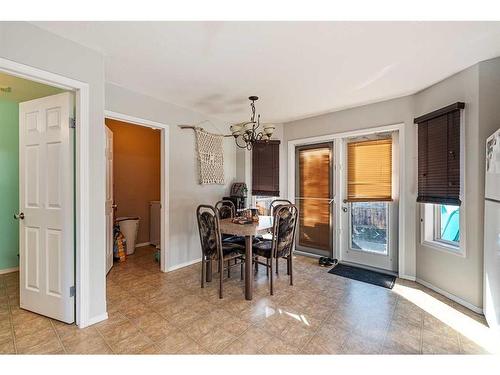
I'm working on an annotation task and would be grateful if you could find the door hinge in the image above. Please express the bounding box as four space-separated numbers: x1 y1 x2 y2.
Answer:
70 286 76 297
69 118 76 129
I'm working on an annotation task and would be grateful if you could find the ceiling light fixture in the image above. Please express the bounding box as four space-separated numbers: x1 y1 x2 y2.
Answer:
229 96 275 150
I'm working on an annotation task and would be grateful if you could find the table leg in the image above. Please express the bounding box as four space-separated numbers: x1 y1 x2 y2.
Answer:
245 235 253 300
206 259 212 282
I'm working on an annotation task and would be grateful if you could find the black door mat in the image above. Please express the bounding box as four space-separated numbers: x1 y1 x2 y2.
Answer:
328 263 396 289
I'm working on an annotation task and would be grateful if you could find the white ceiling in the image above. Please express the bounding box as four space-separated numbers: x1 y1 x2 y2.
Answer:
32 21 500 123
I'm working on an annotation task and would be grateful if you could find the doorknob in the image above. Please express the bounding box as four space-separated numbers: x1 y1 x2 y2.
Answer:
14 212 25 220
112 204 118 209
342 206 348 213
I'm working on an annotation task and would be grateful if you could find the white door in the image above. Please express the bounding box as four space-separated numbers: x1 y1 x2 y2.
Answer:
339 135 398 272
18 92 74 323
105 126 114 274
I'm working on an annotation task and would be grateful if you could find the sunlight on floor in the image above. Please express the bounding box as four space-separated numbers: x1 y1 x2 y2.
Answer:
393 284 500 354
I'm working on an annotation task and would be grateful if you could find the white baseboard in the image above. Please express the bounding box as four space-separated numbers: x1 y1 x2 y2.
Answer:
83 312 109 328
135 242 151 248
399 274 416 281
167 258 201 272
0 267 19 275
416 278 483 314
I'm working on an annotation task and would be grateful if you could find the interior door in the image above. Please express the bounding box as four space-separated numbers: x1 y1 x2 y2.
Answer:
339 137 398 272
295 143 334 257
105 125 114 274
18 92 75 323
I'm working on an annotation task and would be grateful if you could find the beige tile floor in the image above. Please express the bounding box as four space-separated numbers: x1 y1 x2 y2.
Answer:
0 245 490 355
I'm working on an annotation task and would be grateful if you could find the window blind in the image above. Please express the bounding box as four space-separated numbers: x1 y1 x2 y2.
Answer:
252 140 280 196
415 102 463 206
347 138 393 202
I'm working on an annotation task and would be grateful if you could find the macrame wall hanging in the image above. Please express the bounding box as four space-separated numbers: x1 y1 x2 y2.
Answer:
193 127 225 185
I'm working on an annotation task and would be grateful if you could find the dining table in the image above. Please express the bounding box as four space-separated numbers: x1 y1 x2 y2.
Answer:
216 215 274 300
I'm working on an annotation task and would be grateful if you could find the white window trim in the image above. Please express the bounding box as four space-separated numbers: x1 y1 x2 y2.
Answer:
419 108 466 258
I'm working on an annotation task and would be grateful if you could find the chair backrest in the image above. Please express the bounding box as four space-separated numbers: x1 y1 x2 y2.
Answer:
196 205 222 260
271 204 299 259
215 200 236 220
270 199 293 216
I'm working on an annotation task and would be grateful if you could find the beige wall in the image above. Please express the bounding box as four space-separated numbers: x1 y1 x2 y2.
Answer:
105 118 161 244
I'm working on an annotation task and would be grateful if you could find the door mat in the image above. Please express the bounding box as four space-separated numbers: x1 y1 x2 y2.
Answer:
328 263 396 289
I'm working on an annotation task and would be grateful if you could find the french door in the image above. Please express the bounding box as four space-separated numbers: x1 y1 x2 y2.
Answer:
294 143 334 257
339 136 398 272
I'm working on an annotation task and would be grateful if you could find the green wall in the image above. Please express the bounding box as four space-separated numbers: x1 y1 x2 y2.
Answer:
0 99 19 271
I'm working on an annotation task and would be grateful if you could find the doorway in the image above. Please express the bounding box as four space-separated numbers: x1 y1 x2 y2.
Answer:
289 124 402 275
103 111 169 278
339 133 399 273
104 117 162 274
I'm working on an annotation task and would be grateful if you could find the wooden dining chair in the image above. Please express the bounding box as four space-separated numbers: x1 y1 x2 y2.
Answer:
196 205 245 298
215 199 245 277
252 204 299 295
257 199 293 274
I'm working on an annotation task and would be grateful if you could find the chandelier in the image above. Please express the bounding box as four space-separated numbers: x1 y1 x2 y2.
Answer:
229 96 275 150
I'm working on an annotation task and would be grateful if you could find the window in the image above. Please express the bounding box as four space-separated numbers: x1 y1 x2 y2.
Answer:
252 140 280 196
350 202 389 254
347 138 392 202
422 203 461 253
254 196 274 215
435 204 460 244
415 102 463 205
415 102 464 254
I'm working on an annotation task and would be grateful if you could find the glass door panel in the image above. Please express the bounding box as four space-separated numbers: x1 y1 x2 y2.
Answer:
350 202 388 254
295 143 334 257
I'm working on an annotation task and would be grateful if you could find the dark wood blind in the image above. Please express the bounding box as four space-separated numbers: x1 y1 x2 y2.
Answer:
415 102 464 206
252 140 280 196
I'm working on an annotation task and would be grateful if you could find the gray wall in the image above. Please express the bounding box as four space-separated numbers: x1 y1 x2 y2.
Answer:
283 96 417 280
105 83 237 269
0 22 107 321
413 65 482 308
282 58 500 309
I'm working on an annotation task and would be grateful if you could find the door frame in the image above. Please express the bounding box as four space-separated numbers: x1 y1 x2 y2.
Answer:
287 122 408 278
104 110 170 273
0 57 91 327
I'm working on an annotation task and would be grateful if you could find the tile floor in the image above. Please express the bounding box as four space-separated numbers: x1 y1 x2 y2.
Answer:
0 245 490 354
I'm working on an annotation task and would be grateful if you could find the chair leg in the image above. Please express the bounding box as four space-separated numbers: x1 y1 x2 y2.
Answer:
228 260 231 278
255 257 259 274
276 257 279 275
219 259 224 299
266 258 269 276
286 256 290 275
240 258 244 281
269 259 274 295
201 257 205 288
289 254 293 286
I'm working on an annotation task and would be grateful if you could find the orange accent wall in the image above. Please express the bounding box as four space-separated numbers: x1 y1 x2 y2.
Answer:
105 118 161 245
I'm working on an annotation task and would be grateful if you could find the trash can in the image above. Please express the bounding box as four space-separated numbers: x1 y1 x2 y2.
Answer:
116 216 140 255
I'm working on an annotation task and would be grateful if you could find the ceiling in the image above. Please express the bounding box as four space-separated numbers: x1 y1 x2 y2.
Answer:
32 21 500 123
0 72 64 103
